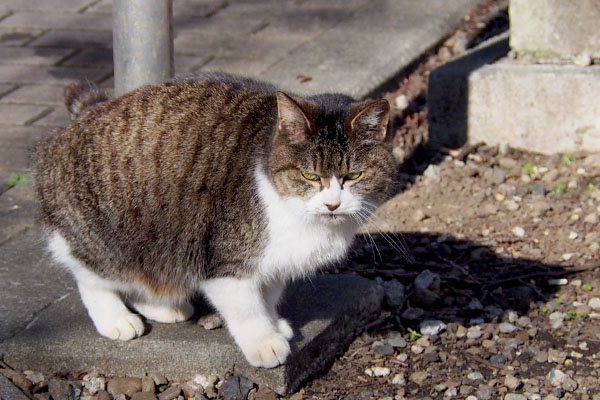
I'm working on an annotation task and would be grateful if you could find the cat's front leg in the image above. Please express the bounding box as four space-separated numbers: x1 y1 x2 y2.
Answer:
263 281 294 340
200 277 291 368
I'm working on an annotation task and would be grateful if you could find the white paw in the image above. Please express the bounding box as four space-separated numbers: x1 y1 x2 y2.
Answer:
277 318 294 340
242 333 291 368
133 301 194 323
96 313 145 340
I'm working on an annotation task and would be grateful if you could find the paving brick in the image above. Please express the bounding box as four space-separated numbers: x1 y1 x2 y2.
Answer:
200 56 274 78
0 11 112 31
0 125 49 149
60 47 113 68
32 106 70 128
0 84 64 105
0 147 31 172
0 183 37 252
0 103 50 125
0 46 75 66
0 83 15 98
0 0 96 12
0 65 109 85
29 29 112 48
175 15 266 37
174 54 213 75
0 28 43 46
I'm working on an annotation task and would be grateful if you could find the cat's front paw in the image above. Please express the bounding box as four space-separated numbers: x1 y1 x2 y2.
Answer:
96 313 145 340
242 333 291 368
277 318 294 340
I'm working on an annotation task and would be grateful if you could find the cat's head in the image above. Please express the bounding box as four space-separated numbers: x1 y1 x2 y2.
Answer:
266 91 397 225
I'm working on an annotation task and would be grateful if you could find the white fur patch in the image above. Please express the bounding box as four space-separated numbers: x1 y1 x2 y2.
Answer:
254 167 359 283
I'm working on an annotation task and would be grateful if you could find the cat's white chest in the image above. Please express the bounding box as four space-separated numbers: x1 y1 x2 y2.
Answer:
254 168 356 281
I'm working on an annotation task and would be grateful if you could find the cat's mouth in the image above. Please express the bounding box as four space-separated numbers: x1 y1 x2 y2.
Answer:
321 213 348 224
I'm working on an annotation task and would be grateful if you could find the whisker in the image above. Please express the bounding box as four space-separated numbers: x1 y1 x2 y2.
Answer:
355 207 413 263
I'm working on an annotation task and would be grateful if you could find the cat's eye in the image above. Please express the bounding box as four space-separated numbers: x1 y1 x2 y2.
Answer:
301 170 320 181
345 171 362 181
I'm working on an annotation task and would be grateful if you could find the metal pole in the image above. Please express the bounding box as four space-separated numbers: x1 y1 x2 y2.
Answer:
113 0 173 96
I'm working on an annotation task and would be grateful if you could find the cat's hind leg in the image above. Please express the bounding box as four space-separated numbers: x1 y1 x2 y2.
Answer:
48 232 145 340
200 276 291 368
132 300 194 324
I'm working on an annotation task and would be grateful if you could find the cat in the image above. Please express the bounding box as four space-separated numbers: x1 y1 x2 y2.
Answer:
34 73 397 368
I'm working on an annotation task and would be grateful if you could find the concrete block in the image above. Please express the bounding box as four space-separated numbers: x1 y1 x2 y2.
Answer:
428 35 600 154
0 226 383 395
510 0 600 61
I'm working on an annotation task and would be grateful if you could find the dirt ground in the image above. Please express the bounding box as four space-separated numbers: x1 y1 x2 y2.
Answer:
3 1 600 399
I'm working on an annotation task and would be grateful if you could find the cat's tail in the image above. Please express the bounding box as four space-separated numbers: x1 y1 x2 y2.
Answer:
64 81 108 119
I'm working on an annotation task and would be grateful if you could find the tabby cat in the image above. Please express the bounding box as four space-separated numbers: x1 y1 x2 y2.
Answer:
35 73 396 368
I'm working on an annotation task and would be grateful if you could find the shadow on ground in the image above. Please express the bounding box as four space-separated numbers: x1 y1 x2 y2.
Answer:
344 230 578 333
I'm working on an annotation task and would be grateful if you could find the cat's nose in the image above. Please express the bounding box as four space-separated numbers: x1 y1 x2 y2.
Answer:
325 203 340 211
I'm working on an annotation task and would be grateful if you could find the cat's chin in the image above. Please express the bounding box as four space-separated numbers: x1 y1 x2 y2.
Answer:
319 213 350 225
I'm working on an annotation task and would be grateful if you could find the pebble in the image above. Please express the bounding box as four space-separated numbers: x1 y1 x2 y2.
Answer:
11 373 33 393
157 385 180 400
23 370 44 385
568 231 578 240
410 371 429 386
499 322 519 333
372 341 395 356
411 344 424 354
548 278 568 285
419 320 447 336
547 368 578 392
414 269 440 291
504 374 522 390
131 393 157 400
584 213 598 223
498 157 517 169
141 376 155 393
381 279 405 309
512 226 525 237
467 372 484 381
83 375 107 395
490 354 508 365
455 325 467 338
251 387 278 400
505 394 527 400
220 375 254 400
198 313 224 330
504 200 520 211
548 348 567 364
588 298 600 310
385 331 408 348
466 326 482 339
149 372 168 386
107 377 142 397
391 373 406 385
394 94 409 110
365 366 390 377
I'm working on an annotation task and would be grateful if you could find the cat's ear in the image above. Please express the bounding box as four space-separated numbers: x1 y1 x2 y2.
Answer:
350 99 390 142
276 91 312 143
